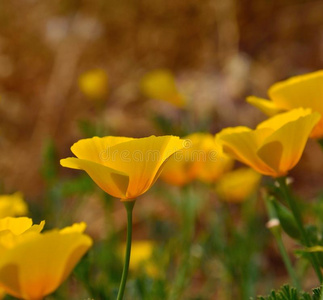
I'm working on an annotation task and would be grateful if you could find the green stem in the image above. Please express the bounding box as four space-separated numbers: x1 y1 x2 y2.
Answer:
117 201 135 300
277 177 323 283
265 196 301 289
169 186 196 300
273 224 302 290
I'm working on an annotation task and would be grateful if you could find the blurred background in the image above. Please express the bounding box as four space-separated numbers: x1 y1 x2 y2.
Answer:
1 1 323 298
1 0 323 196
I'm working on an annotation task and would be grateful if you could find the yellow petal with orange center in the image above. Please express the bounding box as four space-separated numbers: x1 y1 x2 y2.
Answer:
61 136 185 200
218 127 276 176
257 110 321 176
105 136 185 199
0 230 92 300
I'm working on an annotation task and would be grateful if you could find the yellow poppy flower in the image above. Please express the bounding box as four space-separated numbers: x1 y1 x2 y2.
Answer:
160 136 199 186
218 108 321 177
215 168 261 202
161 133 233 186
78 68 108 100
247 70 323 138
0 221 92 300
61 135 185 200
195 133 234 183
0 192 28 218
0 217 44 237
141 69 186 108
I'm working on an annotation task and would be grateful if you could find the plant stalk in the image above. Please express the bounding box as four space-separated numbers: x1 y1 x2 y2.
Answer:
277 177 323 283
117 200 135 300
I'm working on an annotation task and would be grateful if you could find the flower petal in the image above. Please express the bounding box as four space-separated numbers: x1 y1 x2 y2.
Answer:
257 107 314 131
269 70 323 113
0 217 32 235
0 231 92 300
258 111 321 176
60 157 129 199
103 136 185 199
70 136 134 165
247 96 283 116
218 127 276 176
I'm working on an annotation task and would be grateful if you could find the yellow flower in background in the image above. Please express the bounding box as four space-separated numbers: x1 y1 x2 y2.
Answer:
122 240 158 278
141 69 186 108
247 70 323 138
160 136 199 187
78 68 108 100
161 133 233 186
0 220 92 300
61 135 185 200
215 168 261 203
218 108 320 177
0 192 28 218
0 217 44 237
195 133 234 183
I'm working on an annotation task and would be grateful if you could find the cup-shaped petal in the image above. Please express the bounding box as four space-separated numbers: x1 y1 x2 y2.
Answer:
257 109 321 176
218 126 276 176
61 135 185 200
0 229 92 300
268 70 323 113
219 109 321 177
247 70 323 138
60 157 129 198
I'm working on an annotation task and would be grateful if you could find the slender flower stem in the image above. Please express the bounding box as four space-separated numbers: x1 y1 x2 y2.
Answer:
277 177 323 283
117 201 135 300
272 222 301 290
265 196 301 289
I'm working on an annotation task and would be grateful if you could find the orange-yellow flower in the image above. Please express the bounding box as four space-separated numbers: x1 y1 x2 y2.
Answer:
195 133 234 183
61 135 185 200
247 70 323 138
0 192 28 218
215 168 261 202
161 133 233 186
218 108 320 177
78 68 108 100
0 219 92 300
141 69 186 108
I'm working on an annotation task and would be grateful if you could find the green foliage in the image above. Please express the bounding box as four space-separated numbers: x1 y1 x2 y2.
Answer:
41 139 59 185
271 198 300 240
256 285 321 300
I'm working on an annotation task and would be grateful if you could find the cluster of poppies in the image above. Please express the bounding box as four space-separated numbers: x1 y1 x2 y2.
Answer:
61 70 323 298
1 70 322 299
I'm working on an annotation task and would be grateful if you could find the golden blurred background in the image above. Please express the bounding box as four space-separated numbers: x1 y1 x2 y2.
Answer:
1 0 323 197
